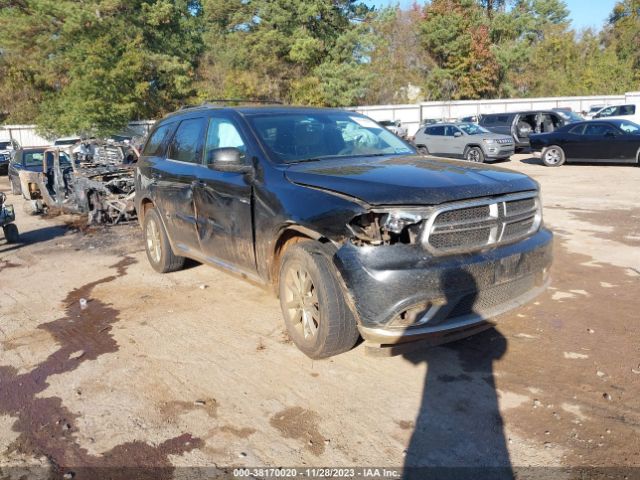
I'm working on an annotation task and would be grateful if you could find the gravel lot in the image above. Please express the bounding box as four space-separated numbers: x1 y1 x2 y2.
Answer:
0 155 639 478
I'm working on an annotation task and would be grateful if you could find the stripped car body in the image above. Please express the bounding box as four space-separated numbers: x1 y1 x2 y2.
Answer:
16 147 136 224
136 106 553 357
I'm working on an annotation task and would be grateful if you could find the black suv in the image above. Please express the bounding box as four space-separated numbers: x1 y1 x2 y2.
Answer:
135 105 553 358
479 110 571 150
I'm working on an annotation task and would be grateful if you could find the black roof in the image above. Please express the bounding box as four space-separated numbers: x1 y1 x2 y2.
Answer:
162 104 356 121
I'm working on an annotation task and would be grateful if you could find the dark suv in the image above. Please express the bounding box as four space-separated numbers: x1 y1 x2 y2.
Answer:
136 105 553 358
479 110 571 150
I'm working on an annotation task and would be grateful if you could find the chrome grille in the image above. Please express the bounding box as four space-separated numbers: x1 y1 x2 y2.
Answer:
423 193 541 255
495 138 513 145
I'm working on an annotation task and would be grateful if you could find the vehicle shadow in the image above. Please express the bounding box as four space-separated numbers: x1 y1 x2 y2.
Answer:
402 271 513 480
0 225 68 254
520 156 638 167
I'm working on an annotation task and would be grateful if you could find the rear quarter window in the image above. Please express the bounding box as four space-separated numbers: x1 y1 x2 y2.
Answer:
142 123 175 157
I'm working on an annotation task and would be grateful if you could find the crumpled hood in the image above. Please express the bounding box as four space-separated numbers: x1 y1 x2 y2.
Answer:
284 155 538 206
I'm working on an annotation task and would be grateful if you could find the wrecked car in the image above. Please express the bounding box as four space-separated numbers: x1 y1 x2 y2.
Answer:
11 146 136 225
0 191 19 243
135 106 553 358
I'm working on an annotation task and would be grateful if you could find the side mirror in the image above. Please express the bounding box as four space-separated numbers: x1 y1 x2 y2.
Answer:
209 148 252 173
454 132 462 138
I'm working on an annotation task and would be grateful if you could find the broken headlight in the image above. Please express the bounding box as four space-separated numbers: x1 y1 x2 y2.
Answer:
347 210 429 246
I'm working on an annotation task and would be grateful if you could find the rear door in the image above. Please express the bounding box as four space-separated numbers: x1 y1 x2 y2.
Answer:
160 117 208 254
192 113 256 274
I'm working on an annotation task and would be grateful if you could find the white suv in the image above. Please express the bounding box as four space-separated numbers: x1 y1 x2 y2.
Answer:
593 104 640 124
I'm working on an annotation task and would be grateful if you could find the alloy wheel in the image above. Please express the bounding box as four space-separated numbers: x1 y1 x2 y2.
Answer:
283 264 320 339
544 148 561 165
146 217 162 264
467 149 481 162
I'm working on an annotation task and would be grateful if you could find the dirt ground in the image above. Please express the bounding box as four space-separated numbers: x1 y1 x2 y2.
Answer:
0 155 639 479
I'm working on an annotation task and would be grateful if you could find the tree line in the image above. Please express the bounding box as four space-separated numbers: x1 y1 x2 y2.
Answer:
0 0 637 137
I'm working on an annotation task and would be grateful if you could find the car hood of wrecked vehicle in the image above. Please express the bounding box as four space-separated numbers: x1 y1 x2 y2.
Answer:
283 155 538 206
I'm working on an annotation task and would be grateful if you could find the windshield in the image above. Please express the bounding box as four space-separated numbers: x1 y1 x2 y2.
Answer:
246 112 415 164
618 120 640 134
458 123 490 135
24 150 72 167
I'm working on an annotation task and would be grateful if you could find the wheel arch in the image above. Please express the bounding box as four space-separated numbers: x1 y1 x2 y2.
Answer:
270 225 332 288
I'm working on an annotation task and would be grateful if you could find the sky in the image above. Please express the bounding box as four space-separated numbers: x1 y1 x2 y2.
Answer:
364 0 619 31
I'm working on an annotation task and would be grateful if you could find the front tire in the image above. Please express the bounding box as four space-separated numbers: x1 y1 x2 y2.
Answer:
10 176 21 196
279 241 359 359
541 145 565 167
3 223 19 244
466 146 485 163
143 207 185 273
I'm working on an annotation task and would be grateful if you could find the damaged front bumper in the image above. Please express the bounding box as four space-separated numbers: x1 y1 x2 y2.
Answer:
333 228 553 345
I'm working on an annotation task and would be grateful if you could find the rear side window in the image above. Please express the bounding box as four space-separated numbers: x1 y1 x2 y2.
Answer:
619 105 636 116
568 125 586 135
426 126 445 136
481 115 510 126
143 123 174 157
168 118 207 164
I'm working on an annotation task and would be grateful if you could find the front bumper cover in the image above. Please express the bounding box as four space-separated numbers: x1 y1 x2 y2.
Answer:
334 228 553 345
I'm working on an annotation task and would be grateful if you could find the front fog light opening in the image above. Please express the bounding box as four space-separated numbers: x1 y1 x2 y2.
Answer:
390 302 442 328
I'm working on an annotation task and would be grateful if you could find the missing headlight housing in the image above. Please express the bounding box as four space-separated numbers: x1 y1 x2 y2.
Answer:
348 211 426 246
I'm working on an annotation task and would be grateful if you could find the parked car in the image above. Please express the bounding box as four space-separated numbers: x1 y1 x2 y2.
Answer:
584 104 607 120
530 119 640 167
413 122 514 163
593 104 640 124
458 115 481 124
552 109 584 123
378 120 408 139
479 110 573 151
0 139 20 175
136 105 552 358
8 147 74 196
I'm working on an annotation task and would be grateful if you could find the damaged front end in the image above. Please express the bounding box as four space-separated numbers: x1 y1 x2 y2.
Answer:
18 148 136 225
333 192 553 346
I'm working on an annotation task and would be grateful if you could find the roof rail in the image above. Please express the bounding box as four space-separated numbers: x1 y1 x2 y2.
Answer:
179 98 284 110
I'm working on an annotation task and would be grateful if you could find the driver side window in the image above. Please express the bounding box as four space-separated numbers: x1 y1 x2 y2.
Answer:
205 117 247 164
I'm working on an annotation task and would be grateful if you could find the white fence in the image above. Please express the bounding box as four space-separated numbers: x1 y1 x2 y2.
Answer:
3 93 640 145
0 121 156 147
351 93 637 136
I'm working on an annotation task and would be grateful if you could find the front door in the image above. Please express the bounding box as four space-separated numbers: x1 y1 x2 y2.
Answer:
192 114 256 274
581 123 626 162
162 117 208 255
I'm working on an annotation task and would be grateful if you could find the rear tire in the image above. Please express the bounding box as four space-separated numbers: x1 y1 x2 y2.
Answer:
279 241 359 359
417 145 429 155
541 145 565 167
10 176 21 196
143 207 185 273
3 223 19 244
466 146 485 163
